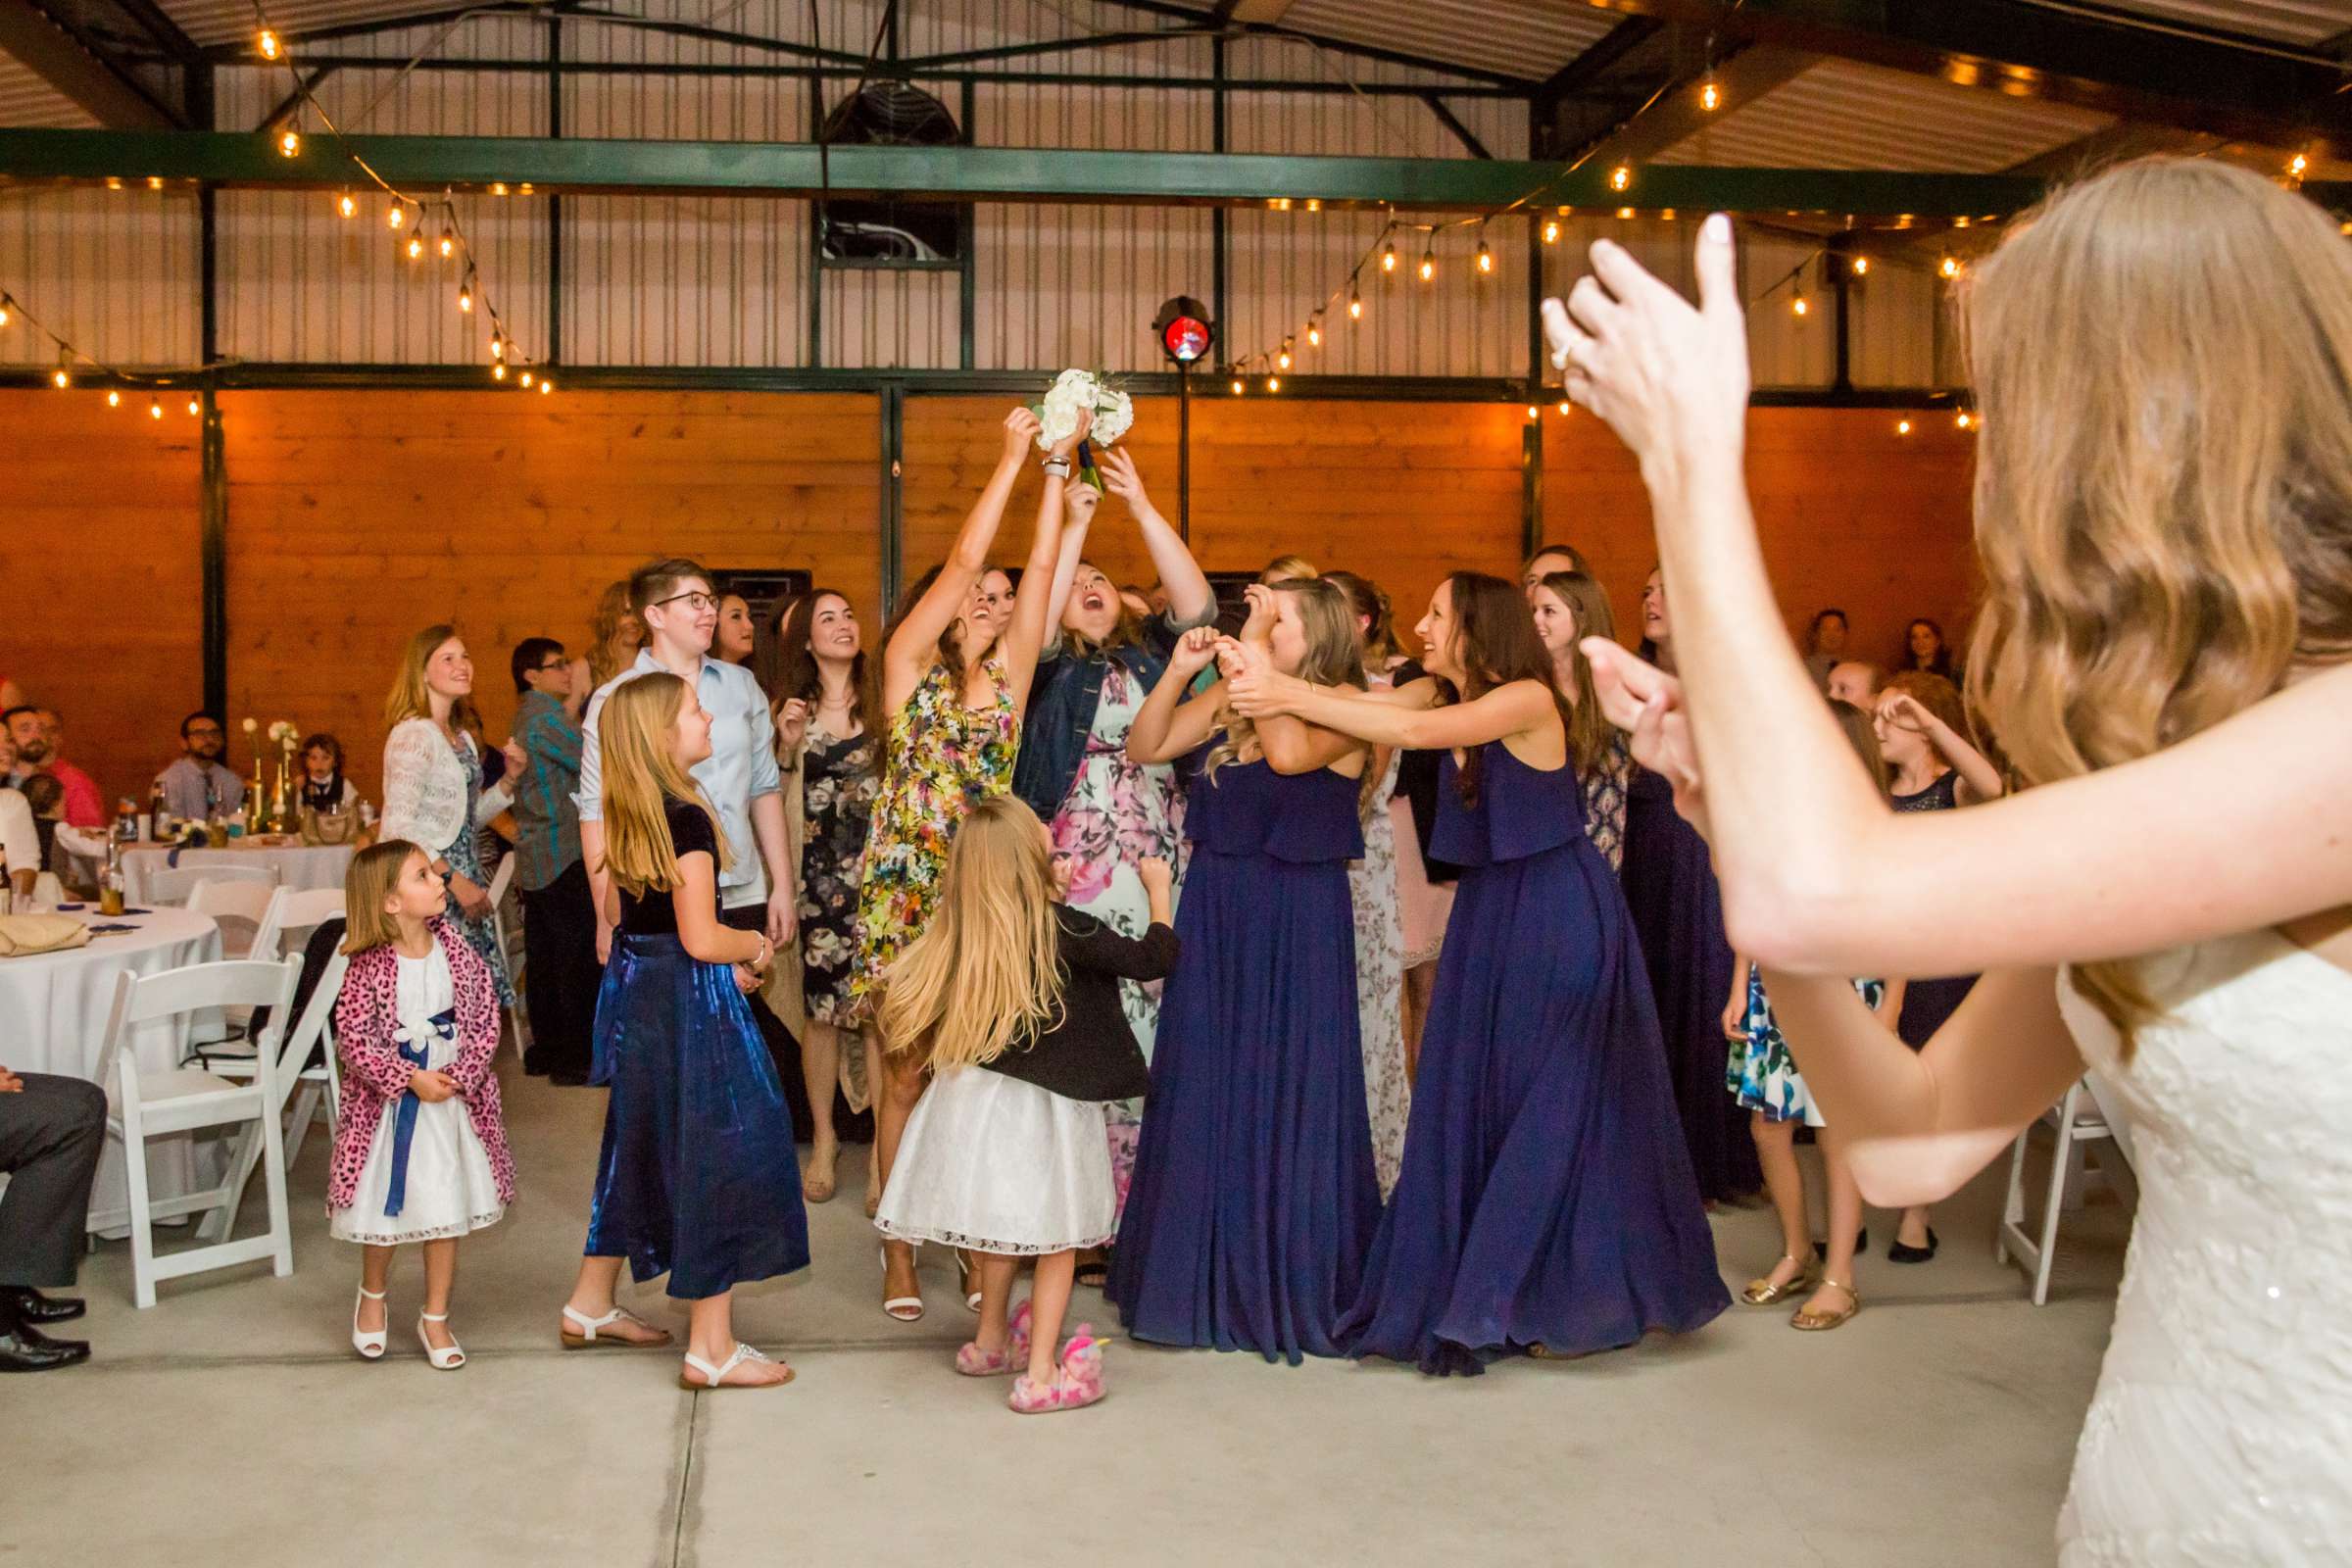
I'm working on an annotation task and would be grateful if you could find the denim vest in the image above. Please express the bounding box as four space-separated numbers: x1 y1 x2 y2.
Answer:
1013 608 1211 820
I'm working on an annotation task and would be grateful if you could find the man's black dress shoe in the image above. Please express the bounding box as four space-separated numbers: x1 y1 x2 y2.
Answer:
0 1316 90 1372
0 1286 87 1324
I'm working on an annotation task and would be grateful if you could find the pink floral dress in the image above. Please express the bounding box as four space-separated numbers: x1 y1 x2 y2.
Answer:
1046 662 1186 1216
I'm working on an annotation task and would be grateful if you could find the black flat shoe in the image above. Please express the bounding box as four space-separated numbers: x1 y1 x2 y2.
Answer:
1814 1228 1868 1261
1886 1228 1940 1264
0 1319 90 1372
0 1287 85 1324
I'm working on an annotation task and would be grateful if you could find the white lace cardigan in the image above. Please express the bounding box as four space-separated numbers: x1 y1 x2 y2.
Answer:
379 717 514 863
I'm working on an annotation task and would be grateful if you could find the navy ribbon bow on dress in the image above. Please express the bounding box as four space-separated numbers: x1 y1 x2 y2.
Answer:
384 1006 459 1218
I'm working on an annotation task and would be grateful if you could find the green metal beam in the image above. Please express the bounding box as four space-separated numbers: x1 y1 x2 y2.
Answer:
0 127 2153 215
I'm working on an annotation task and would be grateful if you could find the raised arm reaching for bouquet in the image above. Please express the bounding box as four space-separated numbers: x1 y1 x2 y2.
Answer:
1547 159 2352 1563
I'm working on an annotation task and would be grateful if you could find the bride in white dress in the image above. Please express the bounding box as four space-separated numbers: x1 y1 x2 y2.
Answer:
1544 157 2352 1564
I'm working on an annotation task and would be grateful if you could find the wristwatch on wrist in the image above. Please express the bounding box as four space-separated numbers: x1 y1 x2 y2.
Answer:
1041 457 1072 478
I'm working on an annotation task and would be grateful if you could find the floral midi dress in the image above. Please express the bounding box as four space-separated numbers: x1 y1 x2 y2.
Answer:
1727 967 1885 1128
1045 662 1187 1217
1349 747 1410 1200
797 719 880 1027
850 655 1019 1020
443 734 514 1009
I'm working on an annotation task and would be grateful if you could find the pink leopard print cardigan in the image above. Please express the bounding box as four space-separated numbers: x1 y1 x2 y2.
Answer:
326 917 517 1214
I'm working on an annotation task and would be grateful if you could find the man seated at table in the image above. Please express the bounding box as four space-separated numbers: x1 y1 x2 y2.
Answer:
3 708 102 829
156 710 244 824
0 1064 102 1371
509 637 598 1085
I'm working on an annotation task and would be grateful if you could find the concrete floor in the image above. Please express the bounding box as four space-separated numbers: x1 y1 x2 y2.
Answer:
3 1061 2130 1568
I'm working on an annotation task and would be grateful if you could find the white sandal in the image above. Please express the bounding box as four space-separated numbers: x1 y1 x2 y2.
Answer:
351 1286 387 1361
879 1245 924 1323
416 1311 466 1371
560 1302 672 1350
679 1341 794 1391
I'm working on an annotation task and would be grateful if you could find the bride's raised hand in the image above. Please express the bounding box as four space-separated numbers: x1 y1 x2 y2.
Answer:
1543 214 1750 494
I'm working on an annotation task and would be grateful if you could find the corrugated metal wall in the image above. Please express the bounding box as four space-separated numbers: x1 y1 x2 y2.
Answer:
2 0 1954 385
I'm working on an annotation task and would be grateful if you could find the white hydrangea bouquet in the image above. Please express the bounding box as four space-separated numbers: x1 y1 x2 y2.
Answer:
1034 368 1134 490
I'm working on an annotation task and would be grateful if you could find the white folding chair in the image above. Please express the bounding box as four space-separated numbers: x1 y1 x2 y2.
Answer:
85 956 302 1308
486 852 532 1059
208 950 348 1221
145 861 277 909
1996 1079 2127 1305
201 887 347 1175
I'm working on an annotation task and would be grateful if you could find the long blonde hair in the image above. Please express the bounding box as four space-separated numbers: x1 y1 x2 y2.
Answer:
598 673 730 897
383 624 457 731
1963 157 2352 1050
1203 577 1369 803
878 795 1067 1071
341 838 423 955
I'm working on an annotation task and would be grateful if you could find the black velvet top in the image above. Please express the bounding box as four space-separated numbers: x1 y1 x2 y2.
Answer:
980 906 1177 1102
617 795 722 937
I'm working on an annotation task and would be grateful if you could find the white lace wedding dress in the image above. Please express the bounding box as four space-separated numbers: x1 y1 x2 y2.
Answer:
2054 928 2352 1565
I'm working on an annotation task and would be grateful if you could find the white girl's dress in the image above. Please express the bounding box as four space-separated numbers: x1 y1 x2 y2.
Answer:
329 946 507 1246
874 1065 1117 1255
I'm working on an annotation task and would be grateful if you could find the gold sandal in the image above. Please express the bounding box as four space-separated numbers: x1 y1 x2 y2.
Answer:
1740 1255 1818 1306
1790 1278 1860 1332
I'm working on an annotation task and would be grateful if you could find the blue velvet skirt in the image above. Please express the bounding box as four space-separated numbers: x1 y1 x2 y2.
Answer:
585 933 809 1299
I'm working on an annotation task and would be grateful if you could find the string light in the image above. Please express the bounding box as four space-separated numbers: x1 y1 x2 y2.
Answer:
492 362 508 381
1940 256 1960 279
387 203 406 229
277 127 300 158
490 331 506 361
1277 338 1293 370
520 370 533 387
2290 153 2309 178
147 175 163 190
458 282 473 313
1476 238 1494 274
0 299 9 328
1418 249 1435 282
1304 198 1320 213
1609 166 1631 192
1230 376 1245 395
149 397 163 419
1526 404 1539 420
1851 255 1871 276
51 352 69 390
538 378 552 395
257 25 279 58
439 225 456 260
187 397 200 416
406 234 423 261
1348 284 1362 320
106 389 120 407
1700 78 1721 112
1792 294 1809 318
1267 375 1281 392
1543 219 1558 244
1556 399 1571 416
1956 411 1973 430
1895 417 1913 435
337 190 355 219
1381 239 1397 274
1306 316 1322 349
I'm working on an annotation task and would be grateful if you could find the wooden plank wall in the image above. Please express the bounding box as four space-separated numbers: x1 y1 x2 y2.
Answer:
0 389 1976 814
220 390 880 801
0 390 204 812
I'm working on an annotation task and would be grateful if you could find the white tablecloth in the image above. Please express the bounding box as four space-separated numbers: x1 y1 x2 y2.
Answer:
2 907 227 1222
122 840 356 903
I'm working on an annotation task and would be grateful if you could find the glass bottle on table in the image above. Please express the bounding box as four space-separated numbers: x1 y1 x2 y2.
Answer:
100 839 125 917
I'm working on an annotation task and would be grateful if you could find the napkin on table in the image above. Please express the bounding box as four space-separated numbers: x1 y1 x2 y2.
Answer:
0 913 93 957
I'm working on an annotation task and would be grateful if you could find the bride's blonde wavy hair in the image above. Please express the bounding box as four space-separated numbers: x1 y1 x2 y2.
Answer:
879 794 1068 1071
1961 157 2352 1053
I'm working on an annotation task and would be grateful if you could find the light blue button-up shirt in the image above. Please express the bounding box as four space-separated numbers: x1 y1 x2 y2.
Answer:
574 650 780 909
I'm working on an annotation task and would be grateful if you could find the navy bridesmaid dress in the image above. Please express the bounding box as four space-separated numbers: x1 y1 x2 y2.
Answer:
1340 743 1728 1375
1621 764 1763 1203
1107 757 1381 1364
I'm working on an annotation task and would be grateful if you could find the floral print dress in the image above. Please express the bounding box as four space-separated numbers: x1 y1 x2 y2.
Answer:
1045 662 1187 1218
797 719 879 1027
1583 732 1634 872
443 734 514 1009
1728 967 1885 1128
850 655 1019 1018
1349 746 1411 1200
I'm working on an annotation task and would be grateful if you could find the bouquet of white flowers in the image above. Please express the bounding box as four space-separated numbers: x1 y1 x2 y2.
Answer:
1033 368 1134 490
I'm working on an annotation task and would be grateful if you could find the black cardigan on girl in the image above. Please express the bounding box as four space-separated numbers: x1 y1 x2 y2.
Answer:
980 906 1177 1102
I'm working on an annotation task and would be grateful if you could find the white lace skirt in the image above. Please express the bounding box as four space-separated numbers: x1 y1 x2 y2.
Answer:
330 1096 506 1246
874 1066 1116 1255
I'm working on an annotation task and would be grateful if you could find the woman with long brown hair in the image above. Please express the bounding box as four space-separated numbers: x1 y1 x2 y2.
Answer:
768 588 884 1207
1108 577 1380 1363
1225 572 1725 1374
1529 569 1633 868
1550 159 2352 1556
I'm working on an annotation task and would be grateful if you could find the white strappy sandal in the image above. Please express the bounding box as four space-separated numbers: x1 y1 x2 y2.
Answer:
679 1341 794 1391
416 1311 466 1371
351 1286 388 1361
560 1302 672 1350
879 1245 924 1323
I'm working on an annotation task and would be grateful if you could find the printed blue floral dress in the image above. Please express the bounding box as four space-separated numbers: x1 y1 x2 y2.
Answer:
1727 967 1883 1128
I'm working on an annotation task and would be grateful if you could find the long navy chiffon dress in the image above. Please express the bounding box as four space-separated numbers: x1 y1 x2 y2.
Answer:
1106 757 1381 1364
1621 764 1763 1203
1339 742 1728 1375
585 796 810 1299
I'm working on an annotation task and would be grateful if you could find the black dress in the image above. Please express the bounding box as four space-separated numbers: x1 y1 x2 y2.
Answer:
1892 770 1976 1047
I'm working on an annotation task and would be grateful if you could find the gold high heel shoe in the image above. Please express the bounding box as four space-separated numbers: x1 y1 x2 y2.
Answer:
1740 1255 1818 1306
1790 1278 1860 1332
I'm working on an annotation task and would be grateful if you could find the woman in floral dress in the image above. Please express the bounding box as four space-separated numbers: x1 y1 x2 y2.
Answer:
855 405 1083 1321
1014 447 1216 1262
769 588 883 1206
1326 570 1410 1200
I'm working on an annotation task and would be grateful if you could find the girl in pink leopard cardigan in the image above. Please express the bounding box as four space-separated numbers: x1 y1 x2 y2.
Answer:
330 839 516 1369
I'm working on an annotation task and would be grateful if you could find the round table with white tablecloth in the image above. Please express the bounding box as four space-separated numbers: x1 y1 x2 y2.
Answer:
2 906 228 1225
120 839 356 904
